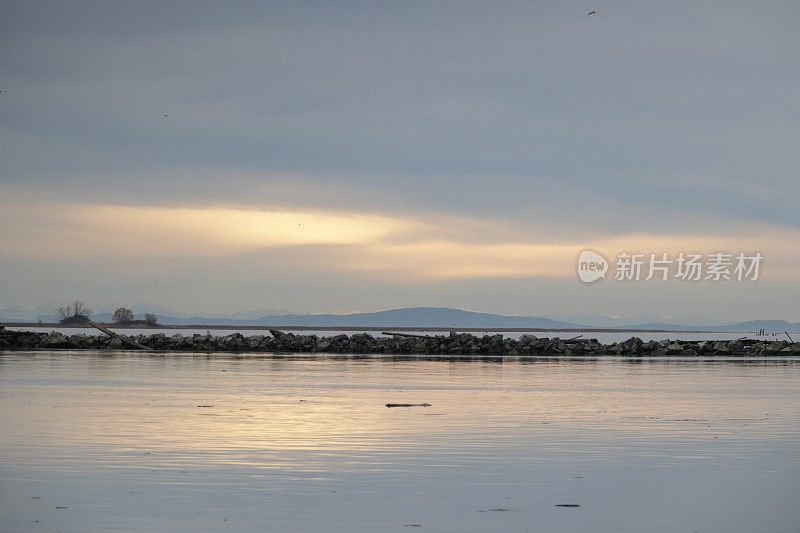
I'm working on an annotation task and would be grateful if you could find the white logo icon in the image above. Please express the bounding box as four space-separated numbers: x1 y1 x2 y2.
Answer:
577 250 608 283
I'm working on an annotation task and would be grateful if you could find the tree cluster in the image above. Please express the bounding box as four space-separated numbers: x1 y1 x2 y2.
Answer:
55 301 158 326
56 300 92 324
112 308 159 326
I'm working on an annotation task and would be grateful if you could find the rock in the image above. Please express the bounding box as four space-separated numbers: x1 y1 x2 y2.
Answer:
69 334 87 345
623 336 643 349
1 327 797 357
727 340 744 352
765 342 785 354
666 343 684 355
247 335 264 350
42 332 69 347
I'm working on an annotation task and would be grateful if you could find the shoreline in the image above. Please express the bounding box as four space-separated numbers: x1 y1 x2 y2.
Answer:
1 328 798 356
0 322 751 335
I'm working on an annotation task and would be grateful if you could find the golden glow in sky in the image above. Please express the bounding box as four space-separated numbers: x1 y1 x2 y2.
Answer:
2 199 799 282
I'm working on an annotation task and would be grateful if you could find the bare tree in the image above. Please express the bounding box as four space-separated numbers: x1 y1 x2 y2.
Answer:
71 300 92 320
144 313 158 326
56 300 92 324
56 305 71 321
112 307 134 325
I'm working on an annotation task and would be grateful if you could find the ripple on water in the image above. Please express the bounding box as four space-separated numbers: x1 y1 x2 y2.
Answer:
1 352 799 532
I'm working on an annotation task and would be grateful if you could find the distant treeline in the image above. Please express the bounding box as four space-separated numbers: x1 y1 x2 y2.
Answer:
56 300 158 326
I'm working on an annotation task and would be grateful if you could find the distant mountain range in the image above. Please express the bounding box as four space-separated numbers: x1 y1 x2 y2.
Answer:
1 305 798 332
72 307 583 329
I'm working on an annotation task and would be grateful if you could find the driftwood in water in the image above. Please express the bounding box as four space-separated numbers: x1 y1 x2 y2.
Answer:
86 320 149 350
382 331 438 339
386 403 431 408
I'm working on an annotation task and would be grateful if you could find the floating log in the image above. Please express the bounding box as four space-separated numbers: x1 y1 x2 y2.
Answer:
86 320 149 350
382 331 437 339
386 403 431 408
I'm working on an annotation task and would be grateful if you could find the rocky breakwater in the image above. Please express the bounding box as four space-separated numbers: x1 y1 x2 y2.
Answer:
1 328 799 356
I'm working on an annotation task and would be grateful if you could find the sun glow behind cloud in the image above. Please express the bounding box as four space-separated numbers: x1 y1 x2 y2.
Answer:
2 202 416 257
3 199 799 283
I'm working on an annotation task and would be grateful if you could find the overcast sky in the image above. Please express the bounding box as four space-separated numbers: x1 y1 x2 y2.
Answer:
1 1 799 320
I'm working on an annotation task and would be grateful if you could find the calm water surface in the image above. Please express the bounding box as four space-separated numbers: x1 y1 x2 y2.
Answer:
1 351 799 532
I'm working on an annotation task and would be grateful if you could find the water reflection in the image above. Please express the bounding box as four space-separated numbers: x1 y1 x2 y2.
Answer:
1 352 799 532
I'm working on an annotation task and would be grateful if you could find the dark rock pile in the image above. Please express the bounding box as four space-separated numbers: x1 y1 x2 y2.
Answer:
1 329 799 356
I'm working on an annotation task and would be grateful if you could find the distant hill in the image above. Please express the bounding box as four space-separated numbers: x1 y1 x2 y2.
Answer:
2 305 798 332
545 314 728 328
0 305 58 322
150 307 586 329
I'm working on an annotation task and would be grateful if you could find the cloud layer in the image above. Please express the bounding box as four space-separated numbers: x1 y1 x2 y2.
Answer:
1 1 798 319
